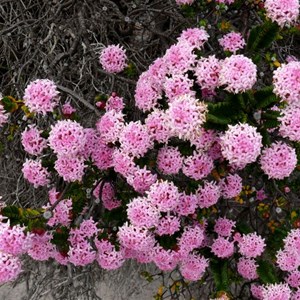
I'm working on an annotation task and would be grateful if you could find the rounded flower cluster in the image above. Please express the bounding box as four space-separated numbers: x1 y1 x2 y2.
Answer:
24 79 60 115
177 27 209 49
157 146 183 175
99 44 127 73
219 173 243 199
48 120 86 156
260 142 297 179
22 159 50 188
237 257 258 280
218 32 246 53
106 93 124 112
195 55 221 90
183 151 214 180
178 226 204 255
168 95 207 140
0 252 22 283
286 271 300 288
262 283 291 300
273 61 300 104
214 217 236 237
176 192 198 216
219 55 257 93
279 104 300 141
265 0 299 27
211 237 234 258
238 233 265 258
156 215 180 236
197 181 220 208
21 125 47 156
220 123 262 169
119 121 153 158
179 253 208 281
127 167 157 194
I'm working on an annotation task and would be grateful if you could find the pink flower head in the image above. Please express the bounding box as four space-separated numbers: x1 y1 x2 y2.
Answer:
273 61 300 104
119 121 153 158
117 223 155 252
190 128 218 151
127 167 157 194
127 196 160 228
68 241 96 266
47 198 72 227
286 270 300 288
62 102 76 116
152 246 180 271
176 192 198 216
237 257 258 280
251 284 264 300
195 55 221 90
112 148 135 178
197 181 221 208
218 32 246 53
177 28 209 49
180 253 208 281
156 215 180 236
27 232 54 261
164 42 196 74
219 173 243 199
219 55 257 93
0 252 22 283
238 233 265 258
106 93 124 112
99 44 127 73
147 180 179 212
178 226 204 257
21 125 47 156
48 120 86 156
214 217 236 237
183 151 214 180
277 249 300 272
55 155 85 182
220 123 262 169
262 283 291 300
96 241 124 270
260 142 297 180
265 0 299 27
164 74 195 102
22 159 50 188
279 104 300 142
91 136 114 170
167 94 207 140
211 237 234 258
175 0 195 6
157 146 183 175
256 188 267 201
24 79 59 114
96 110 124 144
93 181 121 210
145 109 173 143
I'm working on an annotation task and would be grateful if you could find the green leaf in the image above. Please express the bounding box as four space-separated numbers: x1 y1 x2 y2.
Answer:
254 86 279 109
211 260 229 292
247 21 279 52
257 260 279 284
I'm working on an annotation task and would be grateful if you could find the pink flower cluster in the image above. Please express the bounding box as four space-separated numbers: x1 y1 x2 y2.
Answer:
279 103 300 141
24 79 60 115
218 32 245 53
22 159 50 188
99 44 127 73
21 125 47 155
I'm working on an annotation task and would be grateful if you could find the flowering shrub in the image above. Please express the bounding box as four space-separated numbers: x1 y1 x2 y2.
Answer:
1 0 300 299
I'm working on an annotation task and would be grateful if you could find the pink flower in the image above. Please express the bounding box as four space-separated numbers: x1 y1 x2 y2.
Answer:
177 27 209 49
183 151 214 180
176 192 198 216
157 146 183 175
180 253 208 281
112 149 135 178
156 215 180 236
48 120 86 156
256 188 267 201
219 173 243 199
91 137 114 170
175 0 194 5
62 102 76 115
220 123 262 169
93 182 121 211
96 110 124 144
238 233 265 258
68 241 96 266
22 159 50 188
197 181 221 208
152 246 180 271
219 55 257 93
195 55 221 90
54 155 85 182
119 121 153 158
273 61 300 104
167 94 207 140
277 249 300 272
190 128 218 151
96 242 124 270
279 104 300 141
47 199 72 227
178 226 204 256
214 217 236 237
262 283 291 300
147 180 179 212
127 167 157 194
0 252 22 283
127 196 160 228
251 284 264 300
260 142 297 179
106 93 124 112
24 79 60 115
265 0 299 27
218 32 245 53
211 237 234 258
21 125 47 156
27 232 54 261
286 270 300 288
117 223 155 252
237 257 258 280
99 44 127 73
